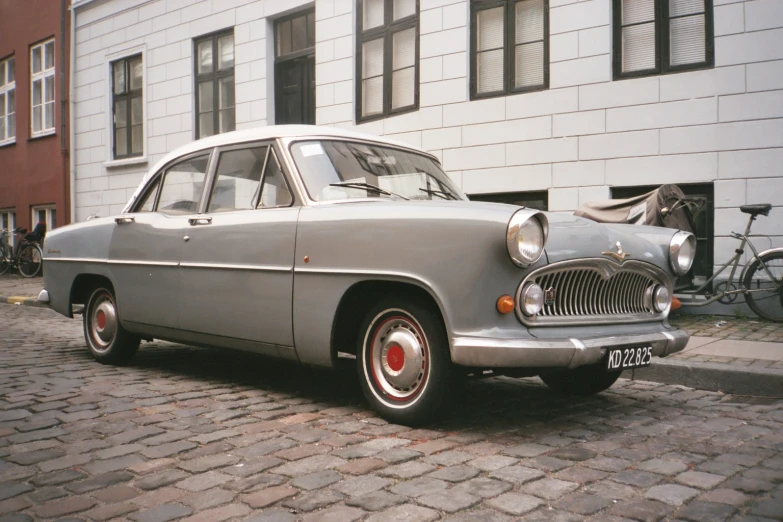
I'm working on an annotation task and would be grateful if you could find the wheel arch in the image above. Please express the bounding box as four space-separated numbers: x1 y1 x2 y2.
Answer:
70 273 116 314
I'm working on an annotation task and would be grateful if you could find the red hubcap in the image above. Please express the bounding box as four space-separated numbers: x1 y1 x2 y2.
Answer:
96 310 106 329
386 344 405 372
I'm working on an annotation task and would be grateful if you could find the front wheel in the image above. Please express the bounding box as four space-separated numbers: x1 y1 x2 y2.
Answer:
358 298 457 426
84 287 140 365
540 364 623 396
743 252 783 322
0 243 11 275
18 244 42 278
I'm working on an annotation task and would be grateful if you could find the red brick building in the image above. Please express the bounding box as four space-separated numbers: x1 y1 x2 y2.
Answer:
0 0 70 246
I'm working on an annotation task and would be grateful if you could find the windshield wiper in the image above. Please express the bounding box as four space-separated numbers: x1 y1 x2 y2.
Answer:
419 188 457 200
328 181 410 200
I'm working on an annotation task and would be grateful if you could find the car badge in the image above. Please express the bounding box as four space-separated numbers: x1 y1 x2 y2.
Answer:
602 241 630 262
544 287 556 306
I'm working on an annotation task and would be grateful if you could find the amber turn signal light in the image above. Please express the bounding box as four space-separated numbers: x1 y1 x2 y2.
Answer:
496 295 515 314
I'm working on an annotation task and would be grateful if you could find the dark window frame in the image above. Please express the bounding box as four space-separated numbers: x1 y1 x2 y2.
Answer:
612 0 714 80
274 8 316 63
111 54 143 160
194 30 235 139
355 0 420 123
469 190 548 210
469 0 550 101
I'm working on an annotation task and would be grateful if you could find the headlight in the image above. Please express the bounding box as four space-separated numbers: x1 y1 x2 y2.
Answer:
506 210 548 267
519 283 544 316
645 284 671 313
669 231 696 275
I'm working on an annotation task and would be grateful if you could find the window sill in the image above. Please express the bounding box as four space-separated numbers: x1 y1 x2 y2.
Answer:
0 139 16 148
103 156 148 169
29 130 56 141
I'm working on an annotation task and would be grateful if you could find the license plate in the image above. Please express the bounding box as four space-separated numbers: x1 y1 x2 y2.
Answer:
606 346 652 371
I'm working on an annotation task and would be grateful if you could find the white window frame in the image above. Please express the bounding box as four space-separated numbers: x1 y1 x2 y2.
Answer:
31 205 56 233
1 209 16 249
0 56 15 146
30 38 56 138
104 45 148 168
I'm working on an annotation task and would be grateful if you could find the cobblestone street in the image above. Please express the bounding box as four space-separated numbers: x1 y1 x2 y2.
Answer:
1 305 782 522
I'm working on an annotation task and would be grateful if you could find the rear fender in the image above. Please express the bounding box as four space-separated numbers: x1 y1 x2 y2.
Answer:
739 247 783 284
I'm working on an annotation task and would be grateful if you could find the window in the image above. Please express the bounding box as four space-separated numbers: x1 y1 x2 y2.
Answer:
356 0 419 122
31 39 55 136
157 155 210 214
135 178 161 212
470 0 548 100
32 205 56 232
111 55 143 159
613 0 713 79
0 57 15 145
274 9 316 125
194 31 235 139
469 190 548 210
1 210 15 248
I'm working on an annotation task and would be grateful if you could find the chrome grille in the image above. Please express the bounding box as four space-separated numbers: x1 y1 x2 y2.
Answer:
518 259 668 326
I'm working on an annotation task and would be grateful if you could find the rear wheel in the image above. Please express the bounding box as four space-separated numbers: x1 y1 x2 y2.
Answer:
0 243 11 275
743 252 783 322
18 244 42 278
84 287 140 365
540 364 623 396
358 297 457 426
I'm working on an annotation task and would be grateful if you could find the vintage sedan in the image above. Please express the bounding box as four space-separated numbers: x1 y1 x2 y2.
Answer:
40 125 695 424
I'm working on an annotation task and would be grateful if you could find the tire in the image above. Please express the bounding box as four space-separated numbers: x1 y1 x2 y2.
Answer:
18 244 42 278
743 252 783 322
540 364 623 396
357 297 457 426
84 287 140 365
0 243 11 276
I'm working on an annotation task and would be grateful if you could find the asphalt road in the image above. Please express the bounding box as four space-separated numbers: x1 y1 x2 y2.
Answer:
1 304 782 521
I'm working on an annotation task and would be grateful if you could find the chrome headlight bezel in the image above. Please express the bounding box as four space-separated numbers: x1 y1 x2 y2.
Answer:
506 210 549 267
669 231 696 275
645 284 671 313
519 282 544 316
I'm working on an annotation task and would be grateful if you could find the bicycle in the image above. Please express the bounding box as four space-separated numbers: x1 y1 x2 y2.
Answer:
0 227 44 278
676 202 783 322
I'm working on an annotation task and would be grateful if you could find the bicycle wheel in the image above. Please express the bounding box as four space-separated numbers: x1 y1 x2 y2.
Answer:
743 251 783 322
0 243 11 275
18 244 43 278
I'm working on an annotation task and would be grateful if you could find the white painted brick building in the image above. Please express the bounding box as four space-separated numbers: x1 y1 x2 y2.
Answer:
71 0 783 278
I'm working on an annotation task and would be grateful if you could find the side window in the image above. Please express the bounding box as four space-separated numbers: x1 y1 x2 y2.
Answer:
135 177 161 212
157 155 210 214
208 146 268 212
258 150 293 208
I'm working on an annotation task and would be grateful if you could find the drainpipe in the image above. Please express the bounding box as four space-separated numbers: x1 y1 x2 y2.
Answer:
68 1 76 223
60 0 68 223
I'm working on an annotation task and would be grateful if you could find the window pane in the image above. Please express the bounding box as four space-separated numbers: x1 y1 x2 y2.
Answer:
116 127 128 156
218 35 234 70
478 7 504 51
33 106 41 132
362 38 384 78
362 77 384 116
477 49 504 93
363 0 384 29
158 155 209 214
131 96 142 125
307 12 315 47
7 112 14 138
131 125 143 154
50 209 56 228
0 118 4 140
292 15 307 52
393 28 415 70
277 20 292 56
137 178 160 212
515 41 544 87
219 76 234 110
115 101 127 127
45 101 54 129
0 93 4 117
259 152 292 208
516 0 544 43
198 40 213 74
31 46 41 74
6 58 13 82
130 58 143 90
44 42 54 70
220 109 235 133
623 0 655 24
394 0 416 20
670 0 704 17
113 60 126 95
209 146 268 212
391 67 415 109
45 76 54 102
670 14 705 65
0 62 4 87
622 22 656 72
199 81 214 112
32 80 42 106
7 89 13 114
199 112 214 137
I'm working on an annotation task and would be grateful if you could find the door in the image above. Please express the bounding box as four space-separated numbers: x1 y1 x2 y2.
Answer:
275 57 315 124
108 152 211 330
177 143 298 349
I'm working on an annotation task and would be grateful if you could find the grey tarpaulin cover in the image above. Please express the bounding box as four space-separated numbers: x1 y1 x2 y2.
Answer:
573 184 694 233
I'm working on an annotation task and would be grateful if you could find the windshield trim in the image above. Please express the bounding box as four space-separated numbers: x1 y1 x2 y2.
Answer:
283 137 462 205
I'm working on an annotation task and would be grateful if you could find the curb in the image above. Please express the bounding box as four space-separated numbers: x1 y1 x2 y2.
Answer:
0 295 48 308
635 358 783 397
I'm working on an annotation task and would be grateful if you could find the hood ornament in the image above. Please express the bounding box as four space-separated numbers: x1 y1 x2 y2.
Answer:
602 241 630 263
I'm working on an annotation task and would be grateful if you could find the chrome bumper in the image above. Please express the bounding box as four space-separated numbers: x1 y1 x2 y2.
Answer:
451 328 689 369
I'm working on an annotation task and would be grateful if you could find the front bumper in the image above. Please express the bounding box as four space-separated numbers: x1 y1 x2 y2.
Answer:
451 328 689 369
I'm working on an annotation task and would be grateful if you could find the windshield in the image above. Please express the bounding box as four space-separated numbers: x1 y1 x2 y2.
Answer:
290 140 467 202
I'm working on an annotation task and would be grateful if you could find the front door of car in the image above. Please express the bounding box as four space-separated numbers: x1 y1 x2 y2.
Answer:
177 142 298 349
108 152 211 330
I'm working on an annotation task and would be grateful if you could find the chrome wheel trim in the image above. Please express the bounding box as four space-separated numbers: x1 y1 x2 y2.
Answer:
89 293 117 352
364 309 430 406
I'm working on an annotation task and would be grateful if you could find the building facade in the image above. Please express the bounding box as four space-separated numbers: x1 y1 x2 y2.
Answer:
71 0 782 281
0 0 71 244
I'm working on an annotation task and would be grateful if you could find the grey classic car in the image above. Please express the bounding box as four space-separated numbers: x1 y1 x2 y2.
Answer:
40 125 696 424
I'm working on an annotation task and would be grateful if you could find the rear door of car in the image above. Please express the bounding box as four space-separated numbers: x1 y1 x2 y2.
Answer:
177 141 299 352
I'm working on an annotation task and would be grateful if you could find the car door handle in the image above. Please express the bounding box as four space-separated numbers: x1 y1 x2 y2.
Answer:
188 217 212 226
114 216 135 224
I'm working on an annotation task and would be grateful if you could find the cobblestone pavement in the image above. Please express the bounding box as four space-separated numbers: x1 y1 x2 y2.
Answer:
2 305 783 521
669 313 783 343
